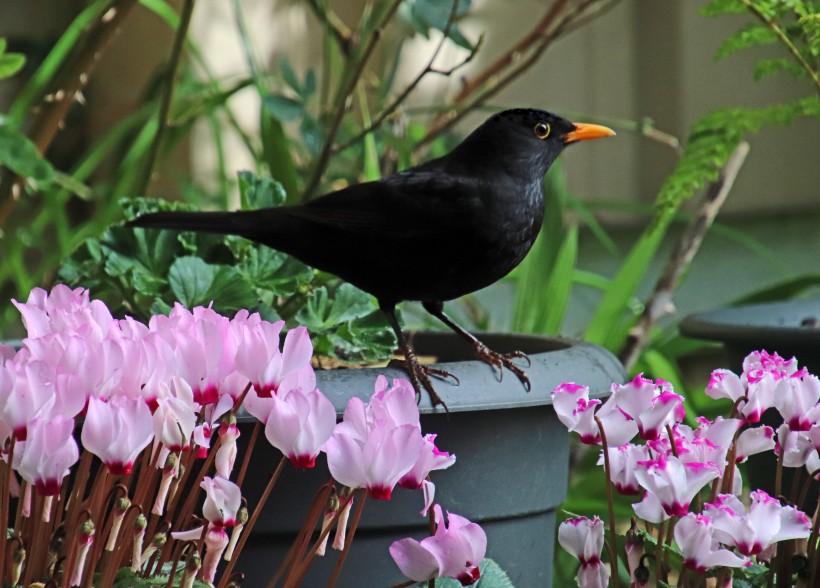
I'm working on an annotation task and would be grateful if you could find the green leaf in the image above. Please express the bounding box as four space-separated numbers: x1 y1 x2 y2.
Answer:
538 226 579 334
238 170 286 210
715 24 777 59
260 111 300 204
357 84 380 182
237 246 312 295
400 0 474 50
297 283 374 329
279 57 301 92
168 256 215 306
304 68 317 97
300 112 324 155
700 0 746 16
730 273 820 305
753 57 807 80
0 123 55 183
332 310 397 361
263 93 303 122
0 39 25 79
168 256 259 310
425 559 515 588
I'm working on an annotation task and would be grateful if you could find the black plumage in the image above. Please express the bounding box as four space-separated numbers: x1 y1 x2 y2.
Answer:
129 108 615 407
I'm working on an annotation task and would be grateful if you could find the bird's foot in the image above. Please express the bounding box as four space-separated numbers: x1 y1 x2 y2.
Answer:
389 347 458 410
473 341 531 391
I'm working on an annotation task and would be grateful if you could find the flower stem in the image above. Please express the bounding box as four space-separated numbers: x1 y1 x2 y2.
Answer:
325 489 367 588
0 438 15 585
655 519 665 586
235 421 262 488
594 415 621 588
216 456 287 588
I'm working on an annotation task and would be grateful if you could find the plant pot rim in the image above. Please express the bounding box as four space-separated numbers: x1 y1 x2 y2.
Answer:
312 330 624 415
680 299 820 349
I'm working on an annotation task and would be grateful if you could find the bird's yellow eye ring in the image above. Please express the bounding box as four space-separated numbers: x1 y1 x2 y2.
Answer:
534 122 551 139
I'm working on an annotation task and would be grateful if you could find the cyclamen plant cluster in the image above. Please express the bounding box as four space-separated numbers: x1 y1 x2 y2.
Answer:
0 285 486 587
552 351 819 588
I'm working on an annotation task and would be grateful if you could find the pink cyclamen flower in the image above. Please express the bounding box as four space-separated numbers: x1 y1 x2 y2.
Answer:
705 491 812 557
81 396 153 474
236 322 315 398
773 370 820 431
557 516 610 588
324 416 424 500
390 504 487 586
706 368 775 424
201 476 242 527
632 454 721 521
674 513 749 572
398 434 456 490
1 357 60 441
263 386 336 468
324 379 425 499
12 284 113 342
598 443 650 495
599 374 684 441
775 424 816 468
153 377 198 452
171 476 241 583
14 416 79 496
743 350 798 383
734 425 775 463
551 383 603 445
215 421 240 478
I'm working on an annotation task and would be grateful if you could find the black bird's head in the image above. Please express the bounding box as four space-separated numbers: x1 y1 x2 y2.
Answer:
451 108 615 182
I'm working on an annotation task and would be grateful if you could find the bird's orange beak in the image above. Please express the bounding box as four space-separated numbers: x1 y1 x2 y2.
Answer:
561 122 616 144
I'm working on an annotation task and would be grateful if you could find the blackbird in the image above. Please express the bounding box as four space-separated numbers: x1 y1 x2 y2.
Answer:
128 108 614 408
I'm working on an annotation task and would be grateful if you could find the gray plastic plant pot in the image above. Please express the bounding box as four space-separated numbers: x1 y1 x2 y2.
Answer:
680 299 820 374
233 332 625 588
680 300 820 520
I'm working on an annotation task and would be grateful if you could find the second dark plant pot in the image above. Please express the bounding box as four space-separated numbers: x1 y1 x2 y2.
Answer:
234 332 625 587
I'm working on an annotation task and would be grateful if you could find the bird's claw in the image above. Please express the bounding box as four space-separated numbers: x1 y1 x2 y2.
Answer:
391 348 456 410
473 343 531 391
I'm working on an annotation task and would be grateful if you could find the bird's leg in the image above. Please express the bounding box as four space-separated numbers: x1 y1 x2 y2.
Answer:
422 301 532 391
381 305 455 409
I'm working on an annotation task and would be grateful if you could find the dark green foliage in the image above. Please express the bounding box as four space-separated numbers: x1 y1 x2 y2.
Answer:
111 566 210 587
0 38 25 79
400 0 475 50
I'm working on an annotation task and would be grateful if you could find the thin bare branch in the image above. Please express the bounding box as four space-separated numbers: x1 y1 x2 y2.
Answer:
418 0 620 147
136 0 197 197
332 0 481 156
304 0 354 54
302 0 404 199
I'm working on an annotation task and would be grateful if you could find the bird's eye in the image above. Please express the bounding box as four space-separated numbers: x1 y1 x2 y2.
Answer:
534 122 551 139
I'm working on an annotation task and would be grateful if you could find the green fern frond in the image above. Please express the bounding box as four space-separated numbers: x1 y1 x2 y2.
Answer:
754 57 808 79
701 0 747 17
657 97 820 214
716 23 778 59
